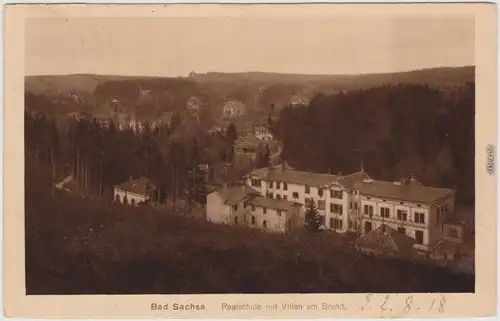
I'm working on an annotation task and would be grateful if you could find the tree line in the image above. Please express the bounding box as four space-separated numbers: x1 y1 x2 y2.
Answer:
274 83 475 205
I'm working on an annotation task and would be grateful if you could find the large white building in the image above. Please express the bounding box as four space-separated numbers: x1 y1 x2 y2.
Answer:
243 164 456 252
206 184 305 233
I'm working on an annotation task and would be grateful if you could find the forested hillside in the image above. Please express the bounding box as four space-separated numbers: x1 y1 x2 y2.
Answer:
25 160 474 294
25 110 208 205
25 66 474 120
275 83 475 204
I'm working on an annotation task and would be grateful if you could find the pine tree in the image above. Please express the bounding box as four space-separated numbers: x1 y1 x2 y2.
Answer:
267 114 274 131
225 122 237 144
305 199 321 232
256 145 271 168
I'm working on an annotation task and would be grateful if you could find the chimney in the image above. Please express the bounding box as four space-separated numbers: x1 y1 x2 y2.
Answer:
129 175 133 182
281 162 286 172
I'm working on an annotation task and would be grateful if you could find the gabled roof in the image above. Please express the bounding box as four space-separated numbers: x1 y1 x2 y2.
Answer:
254 126 272 134
215 185 260 206
247 195 301 211
338 171 371 189
114 177 155 196
353 179 454 205
355 224 416 257
234 134 261 149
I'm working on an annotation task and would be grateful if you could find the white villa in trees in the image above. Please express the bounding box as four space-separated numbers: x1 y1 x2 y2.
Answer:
113 177 155 206
206 184 304 233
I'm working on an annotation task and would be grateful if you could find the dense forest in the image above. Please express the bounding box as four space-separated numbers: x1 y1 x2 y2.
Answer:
25 109 210 205
25 160 474 294
275 83 475 205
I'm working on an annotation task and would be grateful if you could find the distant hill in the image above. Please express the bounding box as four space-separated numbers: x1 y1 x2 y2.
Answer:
24 66 475 122
188 66 475 88
26 66 474 96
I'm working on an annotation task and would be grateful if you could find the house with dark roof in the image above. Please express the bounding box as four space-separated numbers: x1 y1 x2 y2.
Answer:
233 134 261 167
353 176 455 251
233 131 284 169
206 184 304 233
113 177 156 206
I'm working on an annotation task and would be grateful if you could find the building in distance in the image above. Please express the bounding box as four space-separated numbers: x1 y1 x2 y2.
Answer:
113 176 156 206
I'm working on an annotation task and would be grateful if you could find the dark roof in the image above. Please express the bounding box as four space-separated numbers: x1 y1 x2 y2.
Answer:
355 224 416 257
114 177 155 196
338 171 372 189
254 126 272 134
250 165 341 187
234 134 261 149
215 185 260 206
249 167 453 204
247 195 301 211
353 179 454 205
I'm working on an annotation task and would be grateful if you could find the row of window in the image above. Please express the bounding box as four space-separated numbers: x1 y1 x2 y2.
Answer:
234 216 281 230
306 199 344 214
267 192 288 201
251 179 345 200
304 185 343 199
315 216 345 230
363 205 426 223
232 203 283 216
269 181 288 191
329 218 343 230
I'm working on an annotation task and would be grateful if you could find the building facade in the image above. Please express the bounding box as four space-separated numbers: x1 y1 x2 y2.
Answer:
254 126 274 141
245 164 456 252
206 184 304 233
233 135 260 167
354 178 455 251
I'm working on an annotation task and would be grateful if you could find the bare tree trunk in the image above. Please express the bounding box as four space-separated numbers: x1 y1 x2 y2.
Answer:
173 165 178 208
184 170 189 216
51 148 55 196
76 147 80 184
84 159 89 193
157 180 160 205
99 162 103 196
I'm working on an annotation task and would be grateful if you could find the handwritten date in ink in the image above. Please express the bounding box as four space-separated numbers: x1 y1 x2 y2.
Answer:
359 294 446 313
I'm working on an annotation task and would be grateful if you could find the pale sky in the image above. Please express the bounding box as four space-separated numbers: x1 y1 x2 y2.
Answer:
25 17 474 77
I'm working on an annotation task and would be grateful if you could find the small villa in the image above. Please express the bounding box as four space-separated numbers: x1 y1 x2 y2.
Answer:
113 177 156 206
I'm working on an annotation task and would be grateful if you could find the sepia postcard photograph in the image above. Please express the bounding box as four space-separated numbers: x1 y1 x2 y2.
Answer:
3 3 498 319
